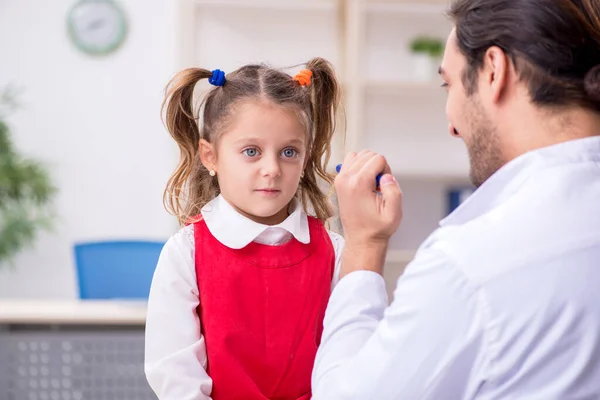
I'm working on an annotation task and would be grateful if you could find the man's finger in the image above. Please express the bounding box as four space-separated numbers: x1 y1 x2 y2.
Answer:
342 152 357 166
346 150 375 175
379 174 403 228
338 152 359 177
359 154 389 189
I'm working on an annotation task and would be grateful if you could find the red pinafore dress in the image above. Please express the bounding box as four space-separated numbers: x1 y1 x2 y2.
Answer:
194 216 335 399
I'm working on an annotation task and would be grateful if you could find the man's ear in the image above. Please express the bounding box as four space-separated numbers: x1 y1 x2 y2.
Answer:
483 46 510 103
199 139 217 171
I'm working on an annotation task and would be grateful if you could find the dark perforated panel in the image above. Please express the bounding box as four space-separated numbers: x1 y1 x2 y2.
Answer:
0 328 157 400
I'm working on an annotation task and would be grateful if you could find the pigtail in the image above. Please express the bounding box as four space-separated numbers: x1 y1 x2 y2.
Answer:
162 68 216 225
298 57 342 222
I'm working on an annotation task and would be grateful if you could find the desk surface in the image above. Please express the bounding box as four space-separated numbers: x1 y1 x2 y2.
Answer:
0 299 147 325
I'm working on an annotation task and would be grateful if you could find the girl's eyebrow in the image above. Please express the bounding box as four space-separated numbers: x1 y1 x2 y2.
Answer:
232 137 306 146
286 138 306 146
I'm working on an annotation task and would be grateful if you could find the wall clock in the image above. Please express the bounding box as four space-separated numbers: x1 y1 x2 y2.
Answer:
67 0 128 56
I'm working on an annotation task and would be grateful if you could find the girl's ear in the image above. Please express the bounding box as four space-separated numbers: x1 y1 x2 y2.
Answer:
199 139 217 171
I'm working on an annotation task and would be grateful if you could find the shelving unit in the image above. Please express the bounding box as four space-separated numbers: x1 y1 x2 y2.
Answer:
175 0 472 295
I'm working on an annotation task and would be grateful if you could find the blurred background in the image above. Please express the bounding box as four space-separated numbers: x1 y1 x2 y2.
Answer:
0 0 472 399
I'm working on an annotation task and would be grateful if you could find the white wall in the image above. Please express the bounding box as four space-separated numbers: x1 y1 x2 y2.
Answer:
0 0 179 298
0 0 469 299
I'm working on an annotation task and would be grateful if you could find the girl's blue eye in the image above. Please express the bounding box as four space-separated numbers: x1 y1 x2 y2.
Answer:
243 148 259 157
282 148 297 158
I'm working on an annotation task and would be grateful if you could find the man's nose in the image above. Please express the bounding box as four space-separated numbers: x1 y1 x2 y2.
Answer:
449 123 460 138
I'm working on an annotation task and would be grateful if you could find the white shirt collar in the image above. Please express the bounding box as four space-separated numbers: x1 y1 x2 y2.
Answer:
200 194 310 249
441 136 600 227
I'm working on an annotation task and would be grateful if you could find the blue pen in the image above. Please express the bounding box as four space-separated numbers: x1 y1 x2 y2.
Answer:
336 164 383 187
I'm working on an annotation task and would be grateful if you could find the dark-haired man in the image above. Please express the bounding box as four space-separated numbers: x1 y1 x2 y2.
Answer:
313 0 600 398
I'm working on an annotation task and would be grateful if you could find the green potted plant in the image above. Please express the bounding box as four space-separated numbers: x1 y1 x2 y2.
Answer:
408 36 445 82
0 88 56 268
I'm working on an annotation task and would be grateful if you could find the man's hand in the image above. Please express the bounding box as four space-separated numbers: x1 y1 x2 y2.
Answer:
335 150 403 277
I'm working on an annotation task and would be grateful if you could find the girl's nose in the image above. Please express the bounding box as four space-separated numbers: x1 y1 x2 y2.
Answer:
260 156 281 178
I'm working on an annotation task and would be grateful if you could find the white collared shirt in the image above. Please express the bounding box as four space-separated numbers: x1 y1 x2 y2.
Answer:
312 136 600 399
144 195 344 400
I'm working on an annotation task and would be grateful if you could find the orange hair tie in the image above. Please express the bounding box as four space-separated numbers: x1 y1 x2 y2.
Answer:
293 69 312 86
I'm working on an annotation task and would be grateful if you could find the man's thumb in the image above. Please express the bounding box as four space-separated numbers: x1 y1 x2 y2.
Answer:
379 174 402 219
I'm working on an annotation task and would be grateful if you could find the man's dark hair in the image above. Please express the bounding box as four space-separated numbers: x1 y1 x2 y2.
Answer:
448 0 600 111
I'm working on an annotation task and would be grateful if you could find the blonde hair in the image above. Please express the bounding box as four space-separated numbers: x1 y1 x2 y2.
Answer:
161 57 342 225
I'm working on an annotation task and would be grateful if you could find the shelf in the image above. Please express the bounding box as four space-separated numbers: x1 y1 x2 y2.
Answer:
366 0 451 4
191 0 336 11
396 172 470 183
365 80 443 95
366 1 449 15
325 165 469 183
362 89 470 179
380 159 470 182
363 9 451 83
0 300 147 325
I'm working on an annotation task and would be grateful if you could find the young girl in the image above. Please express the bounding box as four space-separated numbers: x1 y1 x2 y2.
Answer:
144 57 345 400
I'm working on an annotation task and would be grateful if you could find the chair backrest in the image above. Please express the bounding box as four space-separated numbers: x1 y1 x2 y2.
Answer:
74 240 165 299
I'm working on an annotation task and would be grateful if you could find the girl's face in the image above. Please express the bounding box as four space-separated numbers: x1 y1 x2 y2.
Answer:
200 100 308 225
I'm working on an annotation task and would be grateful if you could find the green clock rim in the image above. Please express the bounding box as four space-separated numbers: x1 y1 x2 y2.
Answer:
67 0 128 56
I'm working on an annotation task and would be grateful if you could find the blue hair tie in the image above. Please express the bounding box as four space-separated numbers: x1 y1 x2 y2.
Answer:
209 69 226 86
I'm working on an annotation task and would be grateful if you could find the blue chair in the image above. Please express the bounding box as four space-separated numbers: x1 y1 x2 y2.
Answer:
74 240 165 299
